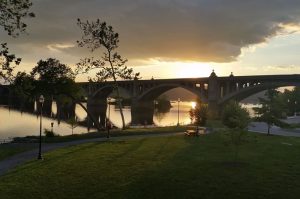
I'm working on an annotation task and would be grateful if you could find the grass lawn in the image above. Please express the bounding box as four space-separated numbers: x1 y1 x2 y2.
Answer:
0 126 189 161
0 144 36 161
1 132 300 199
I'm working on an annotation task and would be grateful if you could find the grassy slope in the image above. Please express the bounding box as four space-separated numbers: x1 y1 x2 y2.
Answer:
0 126 188 161
0 144 36 161
1 132 300 199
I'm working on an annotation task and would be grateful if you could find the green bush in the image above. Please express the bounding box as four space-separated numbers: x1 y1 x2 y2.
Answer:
222 101 250 129
44 129 58 137
222 101 250 161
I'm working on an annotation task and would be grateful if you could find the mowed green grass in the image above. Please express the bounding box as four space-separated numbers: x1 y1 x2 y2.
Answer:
0 144 36 161
1 132 300 199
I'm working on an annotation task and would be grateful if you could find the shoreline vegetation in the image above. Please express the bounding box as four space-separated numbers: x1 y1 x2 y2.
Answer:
9 126 192 143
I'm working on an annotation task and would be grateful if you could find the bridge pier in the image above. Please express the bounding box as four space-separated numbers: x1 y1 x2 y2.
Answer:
56 100 76 121
87 98 107 129
131 100 154 126
208 70 221 118
207 101 220 119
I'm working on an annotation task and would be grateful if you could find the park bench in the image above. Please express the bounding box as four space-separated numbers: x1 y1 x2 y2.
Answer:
184 127 207 136
185 130 197 136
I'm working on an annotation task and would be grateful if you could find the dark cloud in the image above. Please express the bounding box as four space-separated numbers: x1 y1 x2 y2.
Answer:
1 0 300 66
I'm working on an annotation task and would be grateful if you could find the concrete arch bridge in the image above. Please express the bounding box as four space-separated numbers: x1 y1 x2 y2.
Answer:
76 71 300 126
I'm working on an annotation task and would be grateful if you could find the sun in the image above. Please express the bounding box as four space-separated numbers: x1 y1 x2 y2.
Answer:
174 62 212 78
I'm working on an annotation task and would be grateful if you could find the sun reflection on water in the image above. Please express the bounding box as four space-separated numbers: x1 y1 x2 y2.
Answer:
191 101 196 109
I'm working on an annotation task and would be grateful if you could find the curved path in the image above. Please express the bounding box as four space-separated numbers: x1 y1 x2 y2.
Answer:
0 132 183 176
249 122 300 137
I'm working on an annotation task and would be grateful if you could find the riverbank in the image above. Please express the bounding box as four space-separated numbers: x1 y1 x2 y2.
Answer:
10 126 190 143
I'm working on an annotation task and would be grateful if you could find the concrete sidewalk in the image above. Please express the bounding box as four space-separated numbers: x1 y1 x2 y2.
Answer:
249 122 300 137
0 132 183 176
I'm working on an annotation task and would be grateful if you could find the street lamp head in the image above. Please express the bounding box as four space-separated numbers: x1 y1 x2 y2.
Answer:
39 95 45 103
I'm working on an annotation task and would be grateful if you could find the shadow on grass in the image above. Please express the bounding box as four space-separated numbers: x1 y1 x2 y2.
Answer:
109 139 146 161
119 133 300 199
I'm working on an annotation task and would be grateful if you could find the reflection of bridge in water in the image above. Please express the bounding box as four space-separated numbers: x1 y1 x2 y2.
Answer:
77 71 300 126
1 71 300 127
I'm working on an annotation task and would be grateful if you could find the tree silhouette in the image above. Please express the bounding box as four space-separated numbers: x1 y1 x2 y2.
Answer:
0 0 35 83
0 43 21 83
67 117 79 135
0 0 35 37
76 19 139 129
189 99 208 126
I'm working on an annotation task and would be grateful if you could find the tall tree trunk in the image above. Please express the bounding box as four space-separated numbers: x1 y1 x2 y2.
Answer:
267 124 271 135
115 86 126 129
108 51 126 129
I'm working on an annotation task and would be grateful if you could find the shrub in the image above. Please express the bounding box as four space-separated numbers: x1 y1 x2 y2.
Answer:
44 129 58 137
222 101 250 129
222 101 250 161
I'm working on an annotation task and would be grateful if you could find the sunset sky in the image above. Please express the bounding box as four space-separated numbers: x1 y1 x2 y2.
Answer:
1 0 300 81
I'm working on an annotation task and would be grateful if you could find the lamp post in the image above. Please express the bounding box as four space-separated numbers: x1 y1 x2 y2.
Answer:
38 95 44 160
177 98 180 126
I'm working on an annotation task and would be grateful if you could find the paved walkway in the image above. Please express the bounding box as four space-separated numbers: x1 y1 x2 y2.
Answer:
249 122 300 137
0 132 183 176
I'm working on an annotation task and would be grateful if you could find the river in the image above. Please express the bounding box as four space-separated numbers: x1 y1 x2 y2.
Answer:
0 102 258 139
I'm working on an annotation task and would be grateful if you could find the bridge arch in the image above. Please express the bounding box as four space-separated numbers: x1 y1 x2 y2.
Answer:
91 85 132 99
137 83 208 102
219 82 300 105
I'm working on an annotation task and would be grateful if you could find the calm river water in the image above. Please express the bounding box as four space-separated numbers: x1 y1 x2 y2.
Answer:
0 101 257 139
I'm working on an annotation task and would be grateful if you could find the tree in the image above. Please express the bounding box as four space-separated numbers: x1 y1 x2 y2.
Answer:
31 58 75 83
253 89 286 135
189 99 208 126
283 87 300 116
222 101 250 161
0 0 35 37
0 43 21 83
29 58 102 132
76 19 140 129
67 117 79 135
222 101 250 130
0 0 35 84
189 107 195 124
11 71 35 110
31 58 78 115
31 58 76 96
